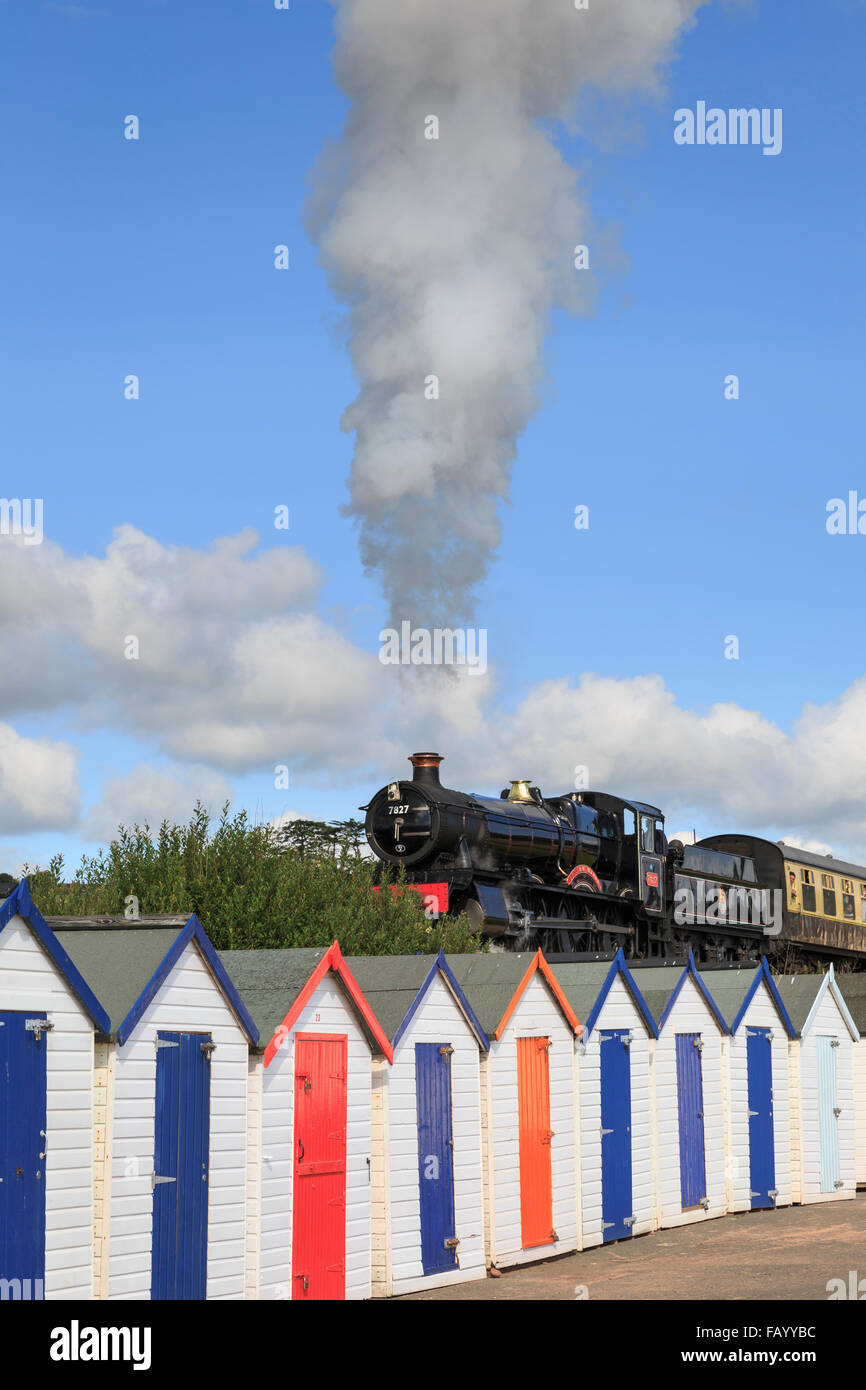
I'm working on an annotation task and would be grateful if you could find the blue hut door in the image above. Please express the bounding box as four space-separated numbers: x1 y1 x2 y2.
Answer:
600 1028 633 1241
415 1043 457 1275
816 1035 841 1193
0 1012 47 1297
675 1033 707 1209
746 1027 775 1209
151 1031 212 1299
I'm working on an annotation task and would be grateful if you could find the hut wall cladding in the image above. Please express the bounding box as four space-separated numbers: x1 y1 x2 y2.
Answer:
384 972 485 1296
655 975 726 1227
258 974 372 1301
728 991 793 1212
107 942 250 1300
853 1042 866 1186
244 1052 263 1300
577 973 655 1246
797 990 856 1204
489 973 578 1267
0 914 96 1298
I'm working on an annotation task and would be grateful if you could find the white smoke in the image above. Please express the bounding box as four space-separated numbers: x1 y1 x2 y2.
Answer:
309 0 706 622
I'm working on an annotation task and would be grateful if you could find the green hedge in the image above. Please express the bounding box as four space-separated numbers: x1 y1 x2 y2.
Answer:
24 805 482 955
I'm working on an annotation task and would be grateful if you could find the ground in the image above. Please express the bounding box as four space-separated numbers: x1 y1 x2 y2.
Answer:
396 1194 866 1300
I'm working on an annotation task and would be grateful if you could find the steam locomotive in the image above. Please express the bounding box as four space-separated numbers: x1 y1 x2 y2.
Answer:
364 753 866 966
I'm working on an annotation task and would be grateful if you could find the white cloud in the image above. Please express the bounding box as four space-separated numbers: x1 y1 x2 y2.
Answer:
83 763 234 842
0 722 79 832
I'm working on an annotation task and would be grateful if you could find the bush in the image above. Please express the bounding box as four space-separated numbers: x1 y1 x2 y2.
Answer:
24 804 482 955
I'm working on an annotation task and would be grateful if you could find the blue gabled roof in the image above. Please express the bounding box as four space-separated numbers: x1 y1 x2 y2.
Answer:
583 949 659 1039
654 949 729 1034
115 915 259 1046
0 879 111 1033
342 949 489 1050
729 957 796 1039
551 948 658 1040
393 951 489 1051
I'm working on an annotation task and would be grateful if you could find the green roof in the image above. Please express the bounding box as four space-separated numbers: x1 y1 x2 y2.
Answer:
217 947 329 1043
771 974 826 1037
445 952 541 1037
835 973 866 1033
341 955 440 1042
626 964 688 1024
695 967 761 1029
548 962 617 1028
52 925 186 1038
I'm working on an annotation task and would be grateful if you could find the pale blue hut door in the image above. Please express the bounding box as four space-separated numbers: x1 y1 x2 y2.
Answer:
816 1035 841 1193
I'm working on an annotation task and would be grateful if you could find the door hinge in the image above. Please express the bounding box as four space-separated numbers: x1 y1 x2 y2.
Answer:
600 1126 614 1137
25 1018 53 1042
200 1041 216 1057
444 1237 460 1250
748 1109 759 1117
151 1173 177 1189
156 1038 179 1049
439 1046 454 1058
601 1221 615 1230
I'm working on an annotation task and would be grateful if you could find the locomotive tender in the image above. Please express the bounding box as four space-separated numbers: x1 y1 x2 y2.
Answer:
364 752 866 966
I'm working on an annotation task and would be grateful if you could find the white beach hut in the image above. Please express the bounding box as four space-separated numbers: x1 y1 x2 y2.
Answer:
344 950 489 1296
697 958 796 1213
774 965 859 1206
0 880 111 1300
447 950 583 1271
551 949 659 1248
51 912 258 1300
834 973 866 1187
218 942 392 1302
634 951 728 1230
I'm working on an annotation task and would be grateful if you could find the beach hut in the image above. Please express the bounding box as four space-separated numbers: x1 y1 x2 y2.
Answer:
0 880 110 1300
50 912 258 1300
447 950 583 1270
218 943 392 1301
551 950 658 1248
697 958 796 1213
634 951 728 1229
834 973 866 1187
774 965 859 1205
343 951 488 1296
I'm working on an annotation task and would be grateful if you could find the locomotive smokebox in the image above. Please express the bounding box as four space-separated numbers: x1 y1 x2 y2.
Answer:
409 751 443 788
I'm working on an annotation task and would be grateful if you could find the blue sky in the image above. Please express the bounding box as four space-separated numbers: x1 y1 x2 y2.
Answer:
1 0 865 872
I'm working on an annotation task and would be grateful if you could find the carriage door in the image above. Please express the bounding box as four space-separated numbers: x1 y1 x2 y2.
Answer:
0 1012 47 1297
639 815 664 915
292 1034 348 1300
415 1043 457 1275
675 1033 707 1209
151 1031 212 1300
817 1035 841 1193
517 1036 555 1248
746 1027 775 1209
600 1028 633 1241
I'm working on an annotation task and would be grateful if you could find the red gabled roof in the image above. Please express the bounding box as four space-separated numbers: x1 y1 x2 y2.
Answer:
264 941 393 1066
494 949 583 1041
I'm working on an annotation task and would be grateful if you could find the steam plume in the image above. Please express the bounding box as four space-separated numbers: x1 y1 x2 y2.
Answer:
309 0 705 624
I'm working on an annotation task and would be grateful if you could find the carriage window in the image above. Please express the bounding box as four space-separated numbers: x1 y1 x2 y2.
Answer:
821 873 837 917
843 891 856 920
801 868 816 913
860 883 866 923
640 815 655 853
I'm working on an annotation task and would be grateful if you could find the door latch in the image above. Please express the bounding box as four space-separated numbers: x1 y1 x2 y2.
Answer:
25 1019 53 1043
200 1041 216 1058
439 1046 454 1058
444 1237 460 1250
699 1197 710 1209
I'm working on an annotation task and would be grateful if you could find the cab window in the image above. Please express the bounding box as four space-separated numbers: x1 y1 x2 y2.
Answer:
640 815 655 854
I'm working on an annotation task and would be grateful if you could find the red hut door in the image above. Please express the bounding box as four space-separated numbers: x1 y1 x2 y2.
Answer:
292 1034 348 1300
517 1036 555 1248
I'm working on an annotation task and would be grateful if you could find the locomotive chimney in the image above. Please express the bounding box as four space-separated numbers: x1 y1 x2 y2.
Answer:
409 752 443 788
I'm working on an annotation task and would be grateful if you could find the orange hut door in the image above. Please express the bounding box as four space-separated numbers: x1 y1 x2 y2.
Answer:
517 1036 554 1248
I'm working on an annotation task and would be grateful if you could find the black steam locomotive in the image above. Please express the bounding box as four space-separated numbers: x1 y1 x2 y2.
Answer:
364 753 828 965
